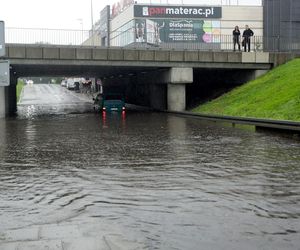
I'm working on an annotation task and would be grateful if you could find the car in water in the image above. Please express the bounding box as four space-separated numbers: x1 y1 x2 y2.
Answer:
102 93 125 112
61 79 67 87
66 78 75 90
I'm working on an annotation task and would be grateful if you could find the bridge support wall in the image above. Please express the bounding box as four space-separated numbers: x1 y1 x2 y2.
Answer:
5 83 17 116
254 70 269 79
0 74 17 118
168 84 186 111
0 87 5 118
167 68 193 112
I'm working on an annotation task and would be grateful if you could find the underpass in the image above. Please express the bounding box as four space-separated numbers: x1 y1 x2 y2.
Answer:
2 43 298 118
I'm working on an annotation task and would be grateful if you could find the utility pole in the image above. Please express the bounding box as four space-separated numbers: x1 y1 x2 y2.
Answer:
77 18 84 43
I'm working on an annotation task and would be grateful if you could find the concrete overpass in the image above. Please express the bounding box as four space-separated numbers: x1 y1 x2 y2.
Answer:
0 44 296 118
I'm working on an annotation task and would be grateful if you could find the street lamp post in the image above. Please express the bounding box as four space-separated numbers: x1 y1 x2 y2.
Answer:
77 18 84 43
91 0 95 46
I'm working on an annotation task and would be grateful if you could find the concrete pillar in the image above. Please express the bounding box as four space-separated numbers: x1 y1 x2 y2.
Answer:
242 69 269 83
3 73 18 117
5 84 17 116
167 67 193 112
168 84 186 112
254 69 269 78
0 87 5 118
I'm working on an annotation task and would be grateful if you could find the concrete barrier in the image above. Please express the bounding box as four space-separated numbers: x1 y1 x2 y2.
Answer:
242 52 256 63
124 50 139 61
26 47 43 59
139 50 155 61
169 51 184 62
255 52 269 63
108 49 124 60
228 52 242 63
184 51 199 61
59 48 76 60
43 48 59 59
76 48 92 60
198 52 213 62
8 46 26 58
93 48 108 60
154 50 169 61
213 52 228 62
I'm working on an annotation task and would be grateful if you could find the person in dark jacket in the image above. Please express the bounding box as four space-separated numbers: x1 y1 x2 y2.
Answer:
242 25 254 52
232 26 241 51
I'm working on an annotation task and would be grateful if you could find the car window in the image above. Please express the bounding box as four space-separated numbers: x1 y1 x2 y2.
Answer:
104 95 123 100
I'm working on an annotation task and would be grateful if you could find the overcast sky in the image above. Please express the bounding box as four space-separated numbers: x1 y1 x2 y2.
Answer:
0 0 262 30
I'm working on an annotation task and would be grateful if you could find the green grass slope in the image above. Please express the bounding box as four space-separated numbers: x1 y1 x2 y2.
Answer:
16 80 24 102
193 58 300 121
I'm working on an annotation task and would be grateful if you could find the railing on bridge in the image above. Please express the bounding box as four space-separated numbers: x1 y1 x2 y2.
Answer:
5 27 91 46
5 27 300 52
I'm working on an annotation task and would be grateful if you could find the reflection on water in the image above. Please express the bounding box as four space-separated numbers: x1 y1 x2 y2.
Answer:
17 103 93 119
0 112 300 249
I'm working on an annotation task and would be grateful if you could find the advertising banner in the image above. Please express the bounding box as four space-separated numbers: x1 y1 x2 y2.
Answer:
135 19 220 44
134 5 222 19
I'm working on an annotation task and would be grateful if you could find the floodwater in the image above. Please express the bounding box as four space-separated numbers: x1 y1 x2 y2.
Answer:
0 87 300 249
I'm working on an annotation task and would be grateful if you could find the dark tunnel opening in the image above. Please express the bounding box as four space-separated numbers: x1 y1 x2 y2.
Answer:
186 68 257 110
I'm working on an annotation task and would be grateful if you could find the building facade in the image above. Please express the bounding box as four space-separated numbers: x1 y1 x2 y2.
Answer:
108 3 263 50
263 0 300 51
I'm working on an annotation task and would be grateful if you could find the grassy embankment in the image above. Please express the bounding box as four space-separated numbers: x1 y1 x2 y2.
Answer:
16 80 24 102
193 58 300 121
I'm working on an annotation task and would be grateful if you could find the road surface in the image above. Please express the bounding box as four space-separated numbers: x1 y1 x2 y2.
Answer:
18 84 93 117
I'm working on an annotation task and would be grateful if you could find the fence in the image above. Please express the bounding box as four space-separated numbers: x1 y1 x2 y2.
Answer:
5 27 300 52
5 27 90 46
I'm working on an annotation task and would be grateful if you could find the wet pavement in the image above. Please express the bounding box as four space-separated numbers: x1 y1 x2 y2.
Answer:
0 84 300 249
18 84 93 118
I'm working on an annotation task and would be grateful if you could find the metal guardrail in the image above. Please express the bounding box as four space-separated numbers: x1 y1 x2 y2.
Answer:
5 27 300 52
168 111 300 133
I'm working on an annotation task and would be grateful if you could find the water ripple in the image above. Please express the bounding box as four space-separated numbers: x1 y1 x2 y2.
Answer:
0 113 300 249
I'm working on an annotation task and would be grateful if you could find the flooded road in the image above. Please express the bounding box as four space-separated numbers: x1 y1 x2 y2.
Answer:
18 84 93 117
0 86 300 249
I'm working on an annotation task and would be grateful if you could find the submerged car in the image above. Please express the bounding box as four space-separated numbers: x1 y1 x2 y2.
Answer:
66 78 75 89
102 93 125 112
66 78 82 90
61 79 67 87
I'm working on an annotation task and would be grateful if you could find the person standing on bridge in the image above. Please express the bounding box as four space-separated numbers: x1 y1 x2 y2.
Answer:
232 26 241 51
242 25 254 52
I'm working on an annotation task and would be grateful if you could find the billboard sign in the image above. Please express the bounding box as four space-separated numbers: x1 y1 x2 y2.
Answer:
0 21 5 57
0 60 9 86
134 5 222 19
135 19 221 44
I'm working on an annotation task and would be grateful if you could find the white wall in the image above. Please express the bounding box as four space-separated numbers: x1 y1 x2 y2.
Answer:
110 6 134 32
221 6 263 36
